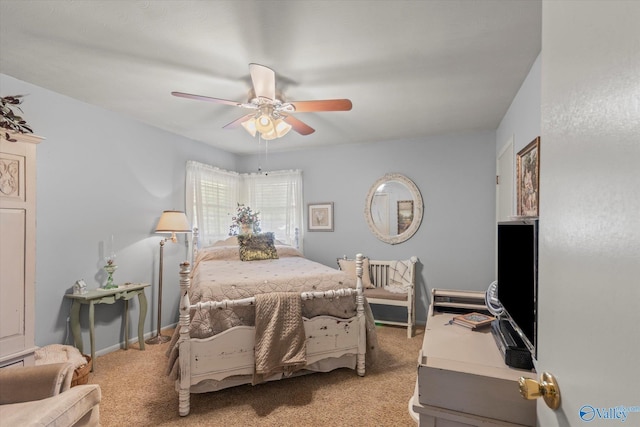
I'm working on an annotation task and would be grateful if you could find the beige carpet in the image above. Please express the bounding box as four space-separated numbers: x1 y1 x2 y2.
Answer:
88 325 423 426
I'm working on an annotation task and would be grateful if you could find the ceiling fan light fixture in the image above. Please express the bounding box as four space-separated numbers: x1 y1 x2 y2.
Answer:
261 128 278 140
243 114 291 140
255 113 274 134
241 118 257 137
274 118 292 138
173 64 349 141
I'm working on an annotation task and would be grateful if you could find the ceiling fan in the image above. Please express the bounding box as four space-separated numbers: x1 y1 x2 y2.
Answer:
172 63 352 140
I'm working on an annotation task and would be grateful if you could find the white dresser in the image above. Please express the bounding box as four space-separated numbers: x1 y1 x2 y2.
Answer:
411 306 537 426
0 132 43 368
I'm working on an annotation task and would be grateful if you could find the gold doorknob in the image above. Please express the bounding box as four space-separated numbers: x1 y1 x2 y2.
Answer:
518 372 561 410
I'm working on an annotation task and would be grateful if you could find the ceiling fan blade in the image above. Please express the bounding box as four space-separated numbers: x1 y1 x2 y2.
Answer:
290 99 353 112
172 91 242 107
249 63 276 101
282 115 315 136
223 114 254 129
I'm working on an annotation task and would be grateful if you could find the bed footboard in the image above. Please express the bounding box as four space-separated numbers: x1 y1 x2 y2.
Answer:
175 254 367 416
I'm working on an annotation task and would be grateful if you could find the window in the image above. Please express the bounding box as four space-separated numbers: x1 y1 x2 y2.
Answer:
186 161 303 250
243 170 303 248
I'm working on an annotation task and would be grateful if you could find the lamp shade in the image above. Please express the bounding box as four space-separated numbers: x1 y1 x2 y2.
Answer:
274 118 292 137
155 210 191 233
255 113 275 134
241 118 257 137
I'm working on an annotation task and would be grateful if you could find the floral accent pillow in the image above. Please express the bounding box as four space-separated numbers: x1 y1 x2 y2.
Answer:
238 232 279 261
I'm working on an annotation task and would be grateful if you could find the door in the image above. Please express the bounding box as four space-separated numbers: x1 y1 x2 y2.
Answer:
537 2 640 426
496 137 514 223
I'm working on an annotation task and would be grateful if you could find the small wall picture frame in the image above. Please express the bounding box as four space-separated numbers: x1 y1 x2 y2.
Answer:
517 136 541 217
397 200 414 234
308 202 334 232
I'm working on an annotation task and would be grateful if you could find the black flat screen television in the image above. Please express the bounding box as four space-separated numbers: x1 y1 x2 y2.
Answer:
497 219 538 358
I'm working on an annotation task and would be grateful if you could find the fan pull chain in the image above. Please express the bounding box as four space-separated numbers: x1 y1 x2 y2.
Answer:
257 134 263 173
264 139 269 175
257 134 269 175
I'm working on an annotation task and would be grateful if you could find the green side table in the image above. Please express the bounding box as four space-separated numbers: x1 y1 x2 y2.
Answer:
65 283 149 371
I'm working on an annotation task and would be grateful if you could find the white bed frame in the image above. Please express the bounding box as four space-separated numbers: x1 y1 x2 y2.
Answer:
174 253 368 416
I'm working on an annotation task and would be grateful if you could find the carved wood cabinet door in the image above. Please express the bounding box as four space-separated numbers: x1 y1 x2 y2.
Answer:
0 133 42 368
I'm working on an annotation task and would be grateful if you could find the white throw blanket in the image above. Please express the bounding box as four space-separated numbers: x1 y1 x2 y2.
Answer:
384 260 412 294
253 292 307 384
34 344 87 369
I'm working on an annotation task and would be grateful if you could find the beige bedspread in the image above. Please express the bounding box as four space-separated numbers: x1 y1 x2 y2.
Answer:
166 244 378 379
186 245 359 338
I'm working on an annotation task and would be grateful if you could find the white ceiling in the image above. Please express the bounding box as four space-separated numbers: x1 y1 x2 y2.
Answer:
0 0 541 155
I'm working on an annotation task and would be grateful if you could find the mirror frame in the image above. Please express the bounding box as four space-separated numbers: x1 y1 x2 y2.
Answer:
364 173 423 245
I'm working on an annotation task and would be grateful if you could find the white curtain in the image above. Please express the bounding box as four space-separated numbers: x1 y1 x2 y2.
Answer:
242 169 303 250
185 161 240 247
186 161 303 251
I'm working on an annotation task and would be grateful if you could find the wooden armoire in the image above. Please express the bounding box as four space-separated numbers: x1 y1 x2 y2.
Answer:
0 132 43 368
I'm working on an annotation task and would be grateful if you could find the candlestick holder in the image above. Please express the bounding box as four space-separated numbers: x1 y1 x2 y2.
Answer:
103 260 118 289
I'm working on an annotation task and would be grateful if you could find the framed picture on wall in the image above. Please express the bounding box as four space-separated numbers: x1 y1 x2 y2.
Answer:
397 200 414 234
308 202 334 231
517 137 540 217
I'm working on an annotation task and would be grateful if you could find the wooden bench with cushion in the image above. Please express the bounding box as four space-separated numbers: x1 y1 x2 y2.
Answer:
338 256 418 338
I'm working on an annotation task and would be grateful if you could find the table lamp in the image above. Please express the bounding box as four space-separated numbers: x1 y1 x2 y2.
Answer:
146 210 191 344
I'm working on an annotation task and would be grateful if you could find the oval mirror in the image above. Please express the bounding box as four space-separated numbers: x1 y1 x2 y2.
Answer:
365 173 423 244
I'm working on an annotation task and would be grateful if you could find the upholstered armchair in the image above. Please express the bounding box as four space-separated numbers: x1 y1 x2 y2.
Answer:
0 362 101 426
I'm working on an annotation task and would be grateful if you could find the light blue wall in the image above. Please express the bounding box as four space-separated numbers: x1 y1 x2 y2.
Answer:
2 53 541 354
2 74 236 353
237 133 498 323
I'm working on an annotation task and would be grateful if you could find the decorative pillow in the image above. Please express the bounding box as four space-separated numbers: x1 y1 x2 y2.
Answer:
212 236 238 247
238 232 279 261
338 258 374 289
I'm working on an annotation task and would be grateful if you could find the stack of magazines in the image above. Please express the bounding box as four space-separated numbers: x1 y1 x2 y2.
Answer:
452 312 495 330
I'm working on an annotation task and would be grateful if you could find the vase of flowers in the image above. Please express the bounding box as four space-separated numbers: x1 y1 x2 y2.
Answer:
229 204 261 235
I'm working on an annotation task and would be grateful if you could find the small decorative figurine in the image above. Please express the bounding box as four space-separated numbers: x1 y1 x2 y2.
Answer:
73 279 88 295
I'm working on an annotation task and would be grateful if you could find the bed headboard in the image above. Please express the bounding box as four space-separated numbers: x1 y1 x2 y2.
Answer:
189 227 199 265
189 227 300 264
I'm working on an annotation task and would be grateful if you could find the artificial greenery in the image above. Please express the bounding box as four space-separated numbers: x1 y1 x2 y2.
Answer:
229 204 262 235
1 95 33 141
